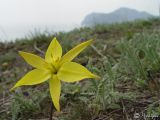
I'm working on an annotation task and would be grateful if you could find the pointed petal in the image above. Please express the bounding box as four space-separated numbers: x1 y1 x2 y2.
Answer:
11 69 51 91
49 75 61 111
19 51 51 70
45 38 62 63
59 40 92 65
57 62 100 82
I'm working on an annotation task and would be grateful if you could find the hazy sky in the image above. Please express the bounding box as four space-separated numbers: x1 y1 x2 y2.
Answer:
0 0 159 25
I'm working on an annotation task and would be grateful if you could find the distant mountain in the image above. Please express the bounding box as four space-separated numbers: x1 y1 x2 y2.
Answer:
82 7 154 26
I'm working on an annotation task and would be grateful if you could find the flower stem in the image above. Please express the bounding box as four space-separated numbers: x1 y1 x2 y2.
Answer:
49 101 53 120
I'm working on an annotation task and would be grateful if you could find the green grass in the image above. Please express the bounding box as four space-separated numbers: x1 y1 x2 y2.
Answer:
1 18 160 119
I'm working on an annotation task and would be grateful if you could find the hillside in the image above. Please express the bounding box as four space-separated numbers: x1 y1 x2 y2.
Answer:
82 7 154 26
1 18 160 119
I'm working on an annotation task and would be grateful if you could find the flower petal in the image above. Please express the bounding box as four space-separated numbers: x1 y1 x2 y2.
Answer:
19 51 51 70
49 75 61 111
59 40 92 65
11 69 51 91
57 62 100 82
45 38 62 63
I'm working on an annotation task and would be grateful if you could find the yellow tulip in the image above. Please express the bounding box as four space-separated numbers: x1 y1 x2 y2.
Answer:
11 38 100 111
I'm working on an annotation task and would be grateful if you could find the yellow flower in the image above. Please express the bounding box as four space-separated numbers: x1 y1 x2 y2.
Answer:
11 38 100 111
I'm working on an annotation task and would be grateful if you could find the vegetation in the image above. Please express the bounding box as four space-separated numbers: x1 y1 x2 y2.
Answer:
1 18 160 119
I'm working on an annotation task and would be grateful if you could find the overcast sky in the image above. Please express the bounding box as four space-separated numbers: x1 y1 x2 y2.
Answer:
0 0 159 25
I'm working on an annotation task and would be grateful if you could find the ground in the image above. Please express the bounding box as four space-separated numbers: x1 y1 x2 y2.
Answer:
1 18 160 120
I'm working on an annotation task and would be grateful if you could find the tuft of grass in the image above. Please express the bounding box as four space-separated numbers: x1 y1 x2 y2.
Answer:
11 88 49 120
0 51 17 64
119 29 160 85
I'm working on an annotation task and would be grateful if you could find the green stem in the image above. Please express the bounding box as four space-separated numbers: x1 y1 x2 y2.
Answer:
49 101 53 120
